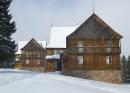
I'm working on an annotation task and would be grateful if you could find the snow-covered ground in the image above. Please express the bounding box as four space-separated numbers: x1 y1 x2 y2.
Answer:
0 69 130 93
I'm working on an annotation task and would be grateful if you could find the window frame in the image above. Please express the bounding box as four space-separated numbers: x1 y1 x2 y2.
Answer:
77 41 84 53
106 56 112 64
77 56 84 64
37 58 40 64
26 59 29 64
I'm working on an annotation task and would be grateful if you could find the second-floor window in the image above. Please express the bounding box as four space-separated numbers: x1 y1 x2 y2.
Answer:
77 56 83 64
37 59 40 64
26 59 29 64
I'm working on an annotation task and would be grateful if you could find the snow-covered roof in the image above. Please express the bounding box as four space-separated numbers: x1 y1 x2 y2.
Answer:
16 40 46 55
46 54 60 60
47 27 76 48
16 41 28 55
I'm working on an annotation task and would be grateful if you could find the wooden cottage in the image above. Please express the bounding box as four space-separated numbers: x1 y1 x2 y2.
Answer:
46 27 76 71
17 38 46 71
15 41 29 68
62 13 123 83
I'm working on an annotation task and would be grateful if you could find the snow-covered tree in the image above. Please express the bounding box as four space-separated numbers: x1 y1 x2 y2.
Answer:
0 0 17 68
125 56 130 83
121 55 127 83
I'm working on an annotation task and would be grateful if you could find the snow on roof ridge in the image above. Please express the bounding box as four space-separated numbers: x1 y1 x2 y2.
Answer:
16 40 46 54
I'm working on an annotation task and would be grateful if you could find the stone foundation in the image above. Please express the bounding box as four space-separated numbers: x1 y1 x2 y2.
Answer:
20 67 44 72
62 70 121 83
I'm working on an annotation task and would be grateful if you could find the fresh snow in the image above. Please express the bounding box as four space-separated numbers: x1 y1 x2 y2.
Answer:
0 69 130 93
0 69 39 85
46 54 60 59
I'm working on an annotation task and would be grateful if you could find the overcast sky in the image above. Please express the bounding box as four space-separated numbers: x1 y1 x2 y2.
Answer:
10 0 130 56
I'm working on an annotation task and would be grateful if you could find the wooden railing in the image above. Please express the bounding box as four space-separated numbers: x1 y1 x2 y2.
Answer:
68 47 121 54
21 55 43 59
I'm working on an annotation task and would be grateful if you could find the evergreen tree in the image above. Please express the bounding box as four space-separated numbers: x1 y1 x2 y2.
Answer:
121 55 127 83
125 56 130 83
0 0 17 68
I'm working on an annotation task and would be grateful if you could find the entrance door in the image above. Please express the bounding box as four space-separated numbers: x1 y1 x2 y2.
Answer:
54 60 61 71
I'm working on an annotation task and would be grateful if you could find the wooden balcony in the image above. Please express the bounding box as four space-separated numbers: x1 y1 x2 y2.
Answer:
68 47 121 54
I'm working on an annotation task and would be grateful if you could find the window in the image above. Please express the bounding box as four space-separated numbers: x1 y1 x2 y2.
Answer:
54 50 62 54
54 50 58 54
25 51 29 58
106 40 112 47
77 41 84 52
29 51 31 57
78 41 83 47
106 56 112 64
37 59 40 64
26 59 29 64
77 56 83 64
37 50 40 58
106 40 112 53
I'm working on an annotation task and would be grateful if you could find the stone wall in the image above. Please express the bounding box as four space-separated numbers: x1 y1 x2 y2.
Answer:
62 70 121 83
20 67 44 72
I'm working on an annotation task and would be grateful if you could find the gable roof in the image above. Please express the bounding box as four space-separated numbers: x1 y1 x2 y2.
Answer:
67 13 123 39
16 38 46 54
21 38 46 51
47 27 76 48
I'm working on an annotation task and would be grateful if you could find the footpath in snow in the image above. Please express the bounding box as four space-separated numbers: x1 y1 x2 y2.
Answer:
0 69 130 93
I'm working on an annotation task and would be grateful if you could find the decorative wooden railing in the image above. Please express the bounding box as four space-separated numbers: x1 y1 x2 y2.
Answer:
68 47 121 54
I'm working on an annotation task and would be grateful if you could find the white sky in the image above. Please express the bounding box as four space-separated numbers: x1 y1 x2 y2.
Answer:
10 0 130 56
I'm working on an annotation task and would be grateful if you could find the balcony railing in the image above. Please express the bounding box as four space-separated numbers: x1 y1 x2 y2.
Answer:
68 47 121 54
21 55 43 59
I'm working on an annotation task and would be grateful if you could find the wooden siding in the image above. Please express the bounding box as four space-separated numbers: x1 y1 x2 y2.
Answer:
21 48 45 67
63 38 121 70
63 54 121 70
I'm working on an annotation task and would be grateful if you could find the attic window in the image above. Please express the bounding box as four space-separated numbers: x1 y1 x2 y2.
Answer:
106 40 112 47
77 41 83 47
106 40 112 53
106 56 112 64
77 41 84 52
25 51 29 58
